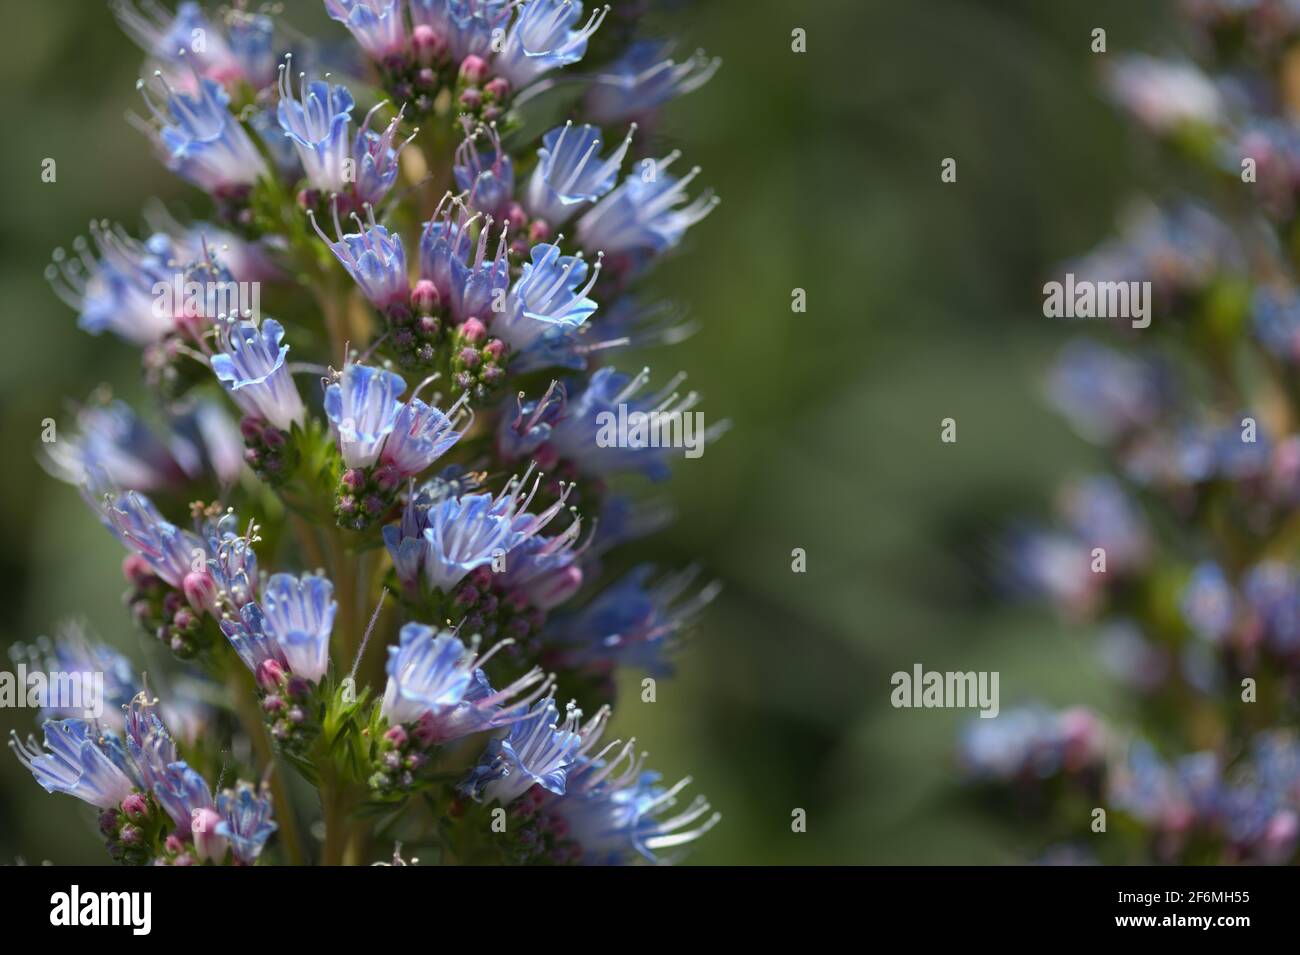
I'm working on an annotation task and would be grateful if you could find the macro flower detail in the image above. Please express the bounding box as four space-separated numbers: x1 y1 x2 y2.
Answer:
20 0 721 869
524 121 635 226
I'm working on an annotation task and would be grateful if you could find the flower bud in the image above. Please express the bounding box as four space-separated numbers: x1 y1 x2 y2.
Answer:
458 54 489 85
411 279 440 313
120 792 149 821
191 807 228 863
256 658 287 692
460 317 488 344
122 555 155 589
412 24 447 63
183 571 218 614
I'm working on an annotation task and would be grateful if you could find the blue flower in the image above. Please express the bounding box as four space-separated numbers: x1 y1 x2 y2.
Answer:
544 366 722 479
311 207 411 309
545 564 718 674
524 122 634 225
495 243 602 371
197 506 261 609
114 0 256 88
354 104 416 208
324 361 407 468
496 379 567 462
455 123 515 218
9 624 139 730
1045 339 1175 445
137 75 268 194
494 0 608 89
585 39 720 124
44 400 192 495
226 9 278 89
496 526 586 610
380 623 551 739
45 222 177 345
219 602 289 679
411 0 512 61
9 720 138 809
545 754 720 864
211 318 306 431
418 195 511 323
383 469 573 592
460 696 608 804
153 760 215 830
958 705 1105 782
324 0 409 62
260 573 337 684
214 782 278 864
577 151 717 258
276 63 357 194
89 490 207 591
380 389 467 478
123 693 178 797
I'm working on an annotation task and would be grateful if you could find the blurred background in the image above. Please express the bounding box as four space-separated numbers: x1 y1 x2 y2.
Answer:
0 0 1175 863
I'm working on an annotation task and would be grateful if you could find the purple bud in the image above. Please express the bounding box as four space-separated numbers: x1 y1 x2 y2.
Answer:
121 792 149 821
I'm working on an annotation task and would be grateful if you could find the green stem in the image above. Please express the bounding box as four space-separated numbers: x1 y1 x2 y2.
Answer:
228 670 305 865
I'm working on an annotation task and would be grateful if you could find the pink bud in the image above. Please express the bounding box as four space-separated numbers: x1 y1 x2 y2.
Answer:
191 807 228 863
528 219 552 244
239 416 265 442
411 278 440 313
459 54 489 85
459 347 481 369
256 658 287 692
460 317 488 344
384 724 408 748
122 555 155 589
183 571 218 615
458 88 483 110
484 76 510 100
412 24 447 63
532 564 584 610
341 468 367 491
374 463 404 491
483 338 506 361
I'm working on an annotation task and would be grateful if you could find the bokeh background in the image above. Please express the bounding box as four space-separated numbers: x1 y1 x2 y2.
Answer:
0 0 1175 863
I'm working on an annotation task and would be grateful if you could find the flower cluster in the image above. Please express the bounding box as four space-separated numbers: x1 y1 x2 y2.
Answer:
966 0 1300 864
20 0 722 866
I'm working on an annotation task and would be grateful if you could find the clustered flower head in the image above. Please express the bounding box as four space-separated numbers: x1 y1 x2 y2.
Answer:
21 0 722 866
965 0 1300 865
